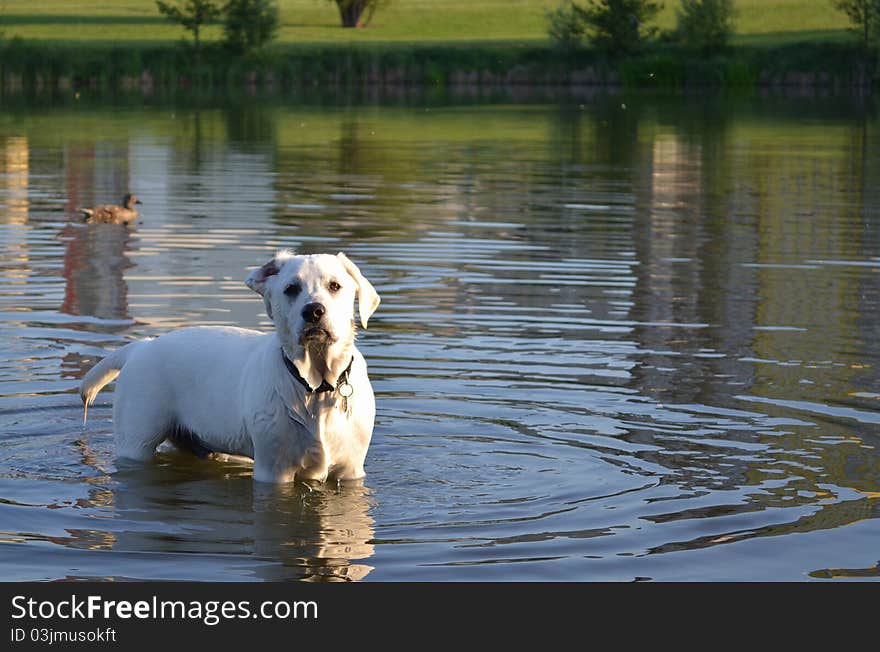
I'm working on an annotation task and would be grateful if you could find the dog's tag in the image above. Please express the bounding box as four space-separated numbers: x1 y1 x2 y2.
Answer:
338 382 353 414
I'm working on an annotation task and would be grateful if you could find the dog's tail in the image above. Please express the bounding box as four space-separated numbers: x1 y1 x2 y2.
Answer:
80 341 141 426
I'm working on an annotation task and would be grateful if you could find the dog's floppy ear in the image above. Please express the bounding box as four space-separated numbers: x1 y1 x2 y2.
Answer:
245 258 281 297
337 252 380 328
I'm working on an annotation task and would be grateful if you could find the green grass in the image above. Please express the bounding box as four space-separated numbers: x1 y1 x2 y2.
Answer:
0 2 871 92
0 0 856 47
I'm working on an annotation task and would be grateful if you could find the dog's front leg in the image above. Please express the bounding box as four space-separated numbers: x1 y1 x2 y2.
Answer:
251 413 330 483
245 406 299 483
252 435 303 484
253 460 300 484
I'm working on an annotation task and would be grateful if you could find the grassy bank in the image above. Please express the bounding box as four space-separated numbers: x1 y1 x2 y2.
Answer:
0 1 874 92
0 0 854 45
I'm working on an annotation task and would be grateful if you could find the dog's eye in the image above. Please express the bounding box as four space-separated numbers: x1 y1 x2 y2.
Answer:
284 283 301 297
328 281 341 293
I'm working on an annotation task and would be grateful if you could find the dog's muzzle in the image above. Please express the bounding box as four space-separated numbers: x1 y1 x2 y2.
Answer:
300 326 332 343
300 302 332 343
299 302 333 343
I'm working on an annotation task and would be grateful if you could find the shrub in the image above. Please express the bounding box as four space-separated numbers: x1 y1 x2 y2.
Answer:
222 0 279 55
547 0 664 55
830 0 880 50
585 0 663 54
675 0 737 54
547 2 587 49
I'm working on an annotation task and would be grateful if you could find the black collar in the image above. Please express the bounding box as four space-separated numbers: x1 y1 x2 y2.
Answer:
282 350 353 393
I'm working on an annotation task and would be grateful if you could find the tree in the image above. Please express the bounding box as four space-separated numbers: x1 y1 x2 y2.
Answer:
546 0 663 54
547 1 587 49
155 0 221 56
582 0 663 53
831 0 880 49
675 0 736 54
222 0 279 55
330 0 388 28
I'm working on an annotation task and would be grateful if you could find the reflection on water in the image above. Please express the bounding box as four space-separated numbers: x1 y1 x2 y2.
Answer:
0 454 374 581
108 461 375 582
60 223 135 321
0 93 878 581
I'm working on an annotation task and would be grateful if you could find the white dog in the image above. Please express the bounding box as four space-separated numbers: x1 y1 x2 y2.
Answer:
80 251 380 484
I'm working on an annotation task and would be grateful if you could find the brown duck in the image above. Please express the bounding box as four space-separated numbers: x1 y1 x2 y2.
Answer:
77 194 142 224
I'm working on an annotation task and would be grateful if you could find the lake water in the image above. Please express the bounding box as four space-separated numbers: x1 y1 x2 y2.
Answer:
0 91 878 581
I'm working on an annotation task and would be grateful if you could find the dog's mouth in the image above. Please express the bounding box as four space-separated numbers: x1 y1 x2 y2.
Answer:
299 326 333 344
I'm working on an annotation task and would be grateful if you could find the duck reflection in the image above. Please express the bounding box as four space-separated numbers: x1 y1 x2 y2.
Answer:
108 458 376 581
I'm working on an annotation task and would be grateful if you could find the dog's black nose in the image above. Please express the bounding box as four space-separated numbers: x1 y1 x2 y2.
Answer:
302 302 326 323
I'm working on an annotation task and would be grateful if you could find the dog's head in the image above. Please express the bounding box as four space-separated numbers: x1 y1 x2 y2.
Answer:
246 251 380 384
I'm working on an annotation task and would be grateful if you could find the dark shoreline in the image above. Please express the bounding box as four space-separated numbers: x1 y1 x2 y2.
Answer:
0 39 876 94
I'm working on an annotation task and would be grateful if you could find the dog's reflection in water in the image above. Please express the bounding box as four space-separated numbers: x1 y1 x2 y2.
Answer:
251 478 376 582
110 454 375 581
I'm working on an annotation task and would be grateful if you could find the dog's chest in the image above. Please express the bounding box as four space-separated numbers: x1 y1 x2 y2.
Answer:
266 390 357 459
